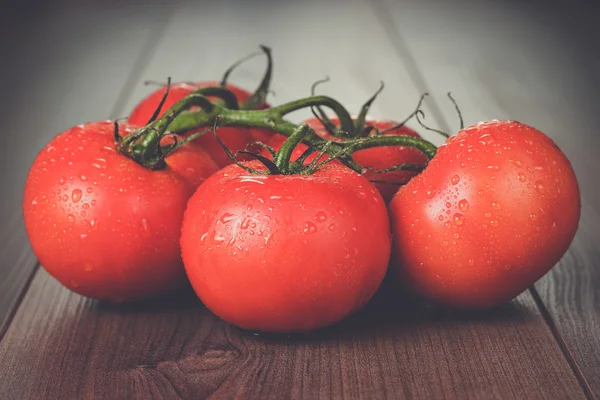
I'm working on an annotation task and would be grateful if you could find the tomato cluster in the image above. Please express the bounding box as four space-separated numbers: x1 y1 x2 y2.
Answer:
23 47 580 333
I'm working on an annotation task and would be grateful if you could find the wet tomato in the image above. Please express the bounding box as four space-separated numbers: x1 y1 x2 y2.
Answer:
23 121 219 302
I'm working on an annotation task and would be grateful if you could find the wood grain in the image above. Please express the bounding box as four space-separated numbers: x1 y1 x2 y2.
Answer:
0 4 172 332
0 269 585 399
0 0 594 398
376 0 600 396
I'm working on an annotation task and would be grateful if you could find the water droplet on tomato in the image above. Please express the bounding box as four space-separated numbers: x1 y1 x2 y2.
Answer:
491 202 501 210
212 231 226 243
67 214 75 222
444 221 452 229
315 211 327 222
438 215 444 221
518 172 526 182
426 186 436 199
200 232 208 242
490 220 499 227
458 199 469 212
80 233 88 239
328 223 335 231
80 211 87 217
453 213 464 225
535 180 545 193
70 280 80 288
240 217 251 229
80 175 88 181
530 213 537 221
62 195 69 202
141 218 151 236
219 213 236 224
304 221 317 234
84 264 93 272
71 188 82 203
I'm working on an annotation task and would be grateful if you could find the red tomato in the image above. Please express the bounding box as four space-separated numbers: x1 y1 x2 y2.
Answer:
180 161 391 333
128 82 271 167
389 121 580 308
23 121 219 302
265 118 428 203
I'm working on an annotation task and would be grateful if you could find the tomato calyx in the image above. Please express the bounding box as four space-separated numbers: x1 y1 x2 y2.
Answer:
215 123 345 175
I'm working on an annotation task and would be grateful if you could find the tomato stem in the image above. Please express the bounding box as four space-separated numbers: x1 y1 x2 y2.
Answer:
273 124 310 173
354 81 385 137
240 45 273 110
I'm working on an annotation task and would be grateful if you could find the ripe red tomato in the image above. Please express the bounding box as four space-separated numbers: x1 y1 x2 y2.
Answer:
23 121 219 302
264 118 428 203
128 82 271 167
389 120 580 308
180 161 391 332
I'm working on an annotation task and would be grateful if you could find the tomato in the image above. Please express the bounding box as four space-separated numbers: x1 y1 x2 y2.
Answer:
23 121 219 302
264 118 428 203
128 82 271 167
180 160 391 332
389 120 580 308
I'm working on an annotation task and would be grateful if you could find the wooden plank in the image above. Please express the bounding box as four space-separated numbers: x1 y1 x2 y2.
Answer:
0 269 585 399
0 0 585 398
375 0 600 397
0 5 172 332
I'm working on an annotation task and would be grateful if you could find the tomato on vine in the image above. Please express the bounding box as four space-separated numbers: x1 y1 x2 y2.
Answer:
128 46 274 167
389 120 580 308
180 126 393 332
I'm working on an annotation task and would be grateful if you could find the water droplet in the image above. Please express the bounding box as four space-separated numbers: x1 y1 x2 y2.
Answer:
328 223 335 231
468 259 475 266
490 220 499 227
458 199 469 212
140 218 150 236
212 231 226 243
80 233 88 239
534 180 545 193
67 214 75 222
487 165 500 171
530 213 537 221
451 175 460 185
304 221 317 234
315 211 327 222
200 232 209 242
219 213 236 224
438 215 444 221
453 213 464 225
70 280 80 288
491 202 501 210
518 172 526 182
84 264 93 272
71 188 83 203
426 186 436 199
80 175 88 181
241 217 251 229
90 219 97 230
80 211 87 217
269 195 281 200
62 194 69 202
444 221 452 229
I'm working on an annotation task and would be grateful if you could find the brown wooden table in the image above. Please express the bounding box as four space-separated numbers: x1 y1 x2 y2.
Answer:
1 1 598 398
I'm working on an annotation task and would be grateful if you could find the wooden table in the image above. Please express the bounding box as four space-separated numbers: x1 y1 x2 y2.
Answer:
1 1 598 398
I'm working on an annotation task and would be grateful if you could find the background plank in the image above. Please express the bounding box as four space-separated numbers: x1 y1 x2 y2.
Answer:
0 4 172 332
0 1 587 399
376 0 600 396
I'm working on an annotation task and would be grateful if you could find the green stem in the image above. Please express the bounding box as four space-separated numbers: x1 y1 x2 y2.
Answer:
343 135 437 160
273 125 310 173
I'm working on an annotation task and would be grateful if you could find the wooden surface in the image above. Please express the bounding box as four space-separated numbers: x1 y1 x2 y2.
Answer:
0 0 598 398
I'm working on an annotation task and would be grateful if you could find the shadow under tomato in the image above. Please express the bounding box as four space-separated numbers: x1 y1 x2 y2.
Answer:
241 275 533 344
94 282 204 314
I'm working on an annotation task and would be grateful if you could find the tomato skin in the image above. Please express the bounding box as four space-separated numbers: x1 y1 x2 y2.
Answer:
265 118 428 203
389 120 580 308
128 82 271 167
23 121 219 302
180 161 391 332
